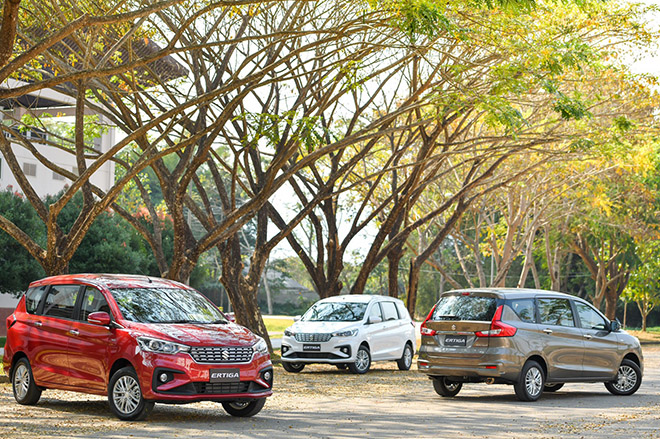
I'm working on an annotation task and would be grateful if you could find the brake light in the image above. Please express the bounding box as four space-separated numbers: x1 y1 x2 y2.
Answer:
475 305 517 337
420 304 437 336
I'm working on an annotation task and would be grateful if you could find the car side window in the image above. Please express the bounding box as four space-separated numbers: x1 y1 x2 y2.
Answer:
395 302 411 321
79 287 110 322
538 298 575 327
43 285 81 320
368 303 383 322
575 301 608 330
507 299 536 323
381 302 399 321
25 286 48 314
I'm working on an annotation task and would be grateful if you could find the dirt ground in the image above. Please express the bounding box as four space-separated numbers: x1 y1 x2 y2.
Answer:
2 347 660 439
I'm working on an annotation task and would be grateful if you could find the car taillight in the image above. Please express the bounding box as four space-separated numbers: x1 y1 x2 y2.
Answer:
420 304 437 336
475 305 517 337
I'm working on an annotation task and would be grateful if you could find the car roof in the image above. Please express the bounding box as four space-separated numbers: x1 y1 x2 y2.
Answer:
442 288 575 300
28 274 192 291
318 294 400 303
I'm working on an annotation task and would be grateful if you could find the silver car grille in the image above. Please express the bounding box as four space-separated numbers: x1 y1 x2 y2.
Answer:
294 333 332 343
189 346 254 363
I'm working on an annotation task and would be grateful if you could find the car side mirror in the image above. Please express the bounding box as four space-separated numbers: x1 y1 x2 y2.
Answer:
88 311 111 326
293 315 301 322
368 316 382 324
610 319 621 332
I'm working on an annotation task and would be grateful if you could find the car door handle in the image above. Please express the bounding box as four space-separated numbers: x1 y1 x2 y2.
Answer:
583 334 592 340
34 321 43 327
69 329 80 336
543 328 553 334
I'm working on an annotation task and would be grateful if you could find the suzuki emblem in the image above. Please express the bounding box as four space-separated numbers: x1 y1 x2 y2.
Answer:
452 324 456 331
221 349 230 361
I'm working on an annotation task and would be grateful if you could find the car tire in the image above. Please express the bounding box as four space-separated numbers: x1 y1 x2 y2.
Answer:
544 383 564 392
514 360 545 402
605 359 642 396
348 345 371 374
282 362 305 373
11 357 42 405
108 366 154 421
432 377 462 397
222 398 266 417
397 343 414 371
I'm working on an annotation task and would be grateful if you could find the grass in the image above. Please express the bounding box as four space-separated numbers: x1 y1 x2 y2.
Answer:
0 337 5 347
625 327 660 344
263 317 295 335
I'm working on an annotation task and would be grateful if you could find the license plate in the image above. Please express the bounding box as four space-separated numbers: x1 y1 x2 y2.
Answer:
303 344 321 352
209 368 240 383
444 335 467 347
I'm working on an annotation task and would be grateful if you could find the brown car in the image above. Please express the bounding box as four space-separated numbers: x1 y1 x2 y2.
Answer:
418 288 643 401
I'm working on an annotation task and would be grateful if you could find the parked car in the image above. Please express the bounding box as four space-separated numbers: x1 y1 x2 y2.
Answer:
3 274 273 420
281 294 416 374
418 288 643 401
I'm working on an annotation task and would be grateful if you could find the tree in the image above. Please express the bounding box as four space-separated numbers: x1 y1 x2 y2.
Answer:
625 241 660 331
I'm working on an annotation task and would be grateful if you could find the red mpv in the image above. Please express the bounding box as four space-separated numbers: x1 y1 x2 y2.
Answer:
3 274 273 420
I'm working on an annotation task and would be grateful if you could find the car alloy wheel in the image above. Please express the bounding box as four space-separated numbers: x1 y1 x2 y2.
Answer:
397 344 413 371
605 359 642 396
11 358 41 405
108 366 154 421
432 377 463 397
514 360 544 401
348 346 371 374
222 398 266 417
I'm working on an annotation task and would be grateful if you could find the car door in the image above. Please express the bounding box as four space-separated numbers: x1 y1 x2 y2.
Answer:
378 301 406 360
362 302 387 359
537 297 584 381
67 286 116 392
32 284 82 387
573 300 620 379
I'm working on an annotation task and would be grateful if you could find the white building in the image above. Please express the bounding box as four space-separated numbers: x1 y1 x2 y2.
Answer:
0 78 116 198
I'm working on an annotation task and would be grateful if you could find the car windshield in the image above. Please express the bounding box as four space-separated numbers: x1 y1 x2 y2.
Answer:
111 288 227 324
302 302 367 322
432 294 497 322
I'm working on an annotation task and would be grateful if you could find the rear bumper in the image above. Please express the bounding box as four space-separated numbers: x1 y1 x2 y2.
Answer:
417 344 522 382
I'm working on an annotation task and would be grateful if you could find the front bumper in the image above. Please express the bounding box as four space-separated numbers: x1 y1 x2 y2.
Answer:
136 351 273 402
280 335 358 364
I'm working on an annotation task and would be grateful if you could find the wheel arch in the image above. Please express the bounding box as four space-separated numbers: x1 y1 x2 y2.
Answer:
525 354 548 378
623 352 641 368
108 358 136 383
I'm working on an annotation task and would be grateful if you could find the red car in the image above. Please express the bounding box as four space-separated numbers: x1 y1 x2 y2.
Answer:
3 274 273 420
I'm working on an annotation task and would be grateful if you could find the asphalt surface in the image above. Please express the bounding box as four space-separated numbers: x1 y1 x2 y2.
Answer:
1 347 659 439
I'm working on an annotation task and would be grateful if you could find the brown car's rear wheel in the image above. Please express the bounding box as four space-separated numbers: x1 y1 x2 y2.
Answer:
514 360 544 401
432 377 462 397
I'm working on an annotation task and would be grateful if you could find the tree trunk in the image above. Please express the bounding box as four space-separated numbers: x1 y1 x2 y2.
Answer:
406 258 420 318
387 245 404 298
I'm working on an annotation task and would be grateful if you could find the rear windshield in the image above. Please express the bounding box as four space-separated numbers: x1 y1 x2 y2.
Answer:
432 294 497 322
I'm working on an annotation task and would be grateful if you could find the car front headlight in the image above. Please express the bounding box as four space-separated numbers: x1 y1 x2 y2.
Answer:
137 336 190 355
253 336 269 354
332 329 358 337
284 327 295 337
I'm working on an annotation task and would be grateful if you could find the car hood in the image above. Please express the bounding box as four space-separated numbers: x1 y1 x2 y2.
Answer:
289 320 363 334
125 321 258 346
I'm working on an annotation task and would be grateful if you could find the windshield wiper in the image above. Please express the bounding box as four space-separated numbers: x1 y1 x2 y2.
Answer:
436 315 460 320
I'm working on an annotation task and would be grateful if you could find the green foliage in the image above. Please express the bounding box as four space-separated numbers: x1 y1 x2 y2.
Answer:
0 190 45 294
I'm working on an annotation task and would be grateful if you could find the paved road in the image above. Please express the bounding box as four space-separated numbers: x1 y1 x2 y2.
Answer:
1 348 658 439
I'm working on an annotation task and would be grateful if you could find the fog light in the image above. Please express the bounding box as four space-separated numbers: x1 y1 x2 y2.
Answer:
159 372 169 383
281 345 289 354
264 371 272 381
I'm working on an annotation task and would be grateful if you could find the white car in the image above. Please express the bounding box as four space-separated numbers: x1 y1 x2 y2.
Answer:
281 295 416 374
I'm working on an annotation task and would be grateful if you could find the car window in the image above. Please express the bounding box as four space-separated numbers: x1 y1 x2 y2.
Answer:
538 298 575 327
575 301 608 330
395 301 410 321
432 294 497 321
368 303 383 322
43 285 81 320
302 301 368 322
25 286 48 314
79 287 111 322
381 301 399 321
505 299 536 323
